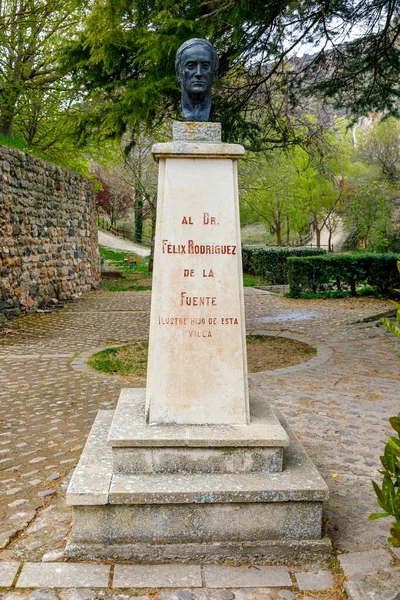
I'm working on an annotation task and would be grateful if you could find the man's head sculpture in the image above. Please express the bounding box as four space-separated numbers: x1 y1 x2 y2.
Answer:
175 38 219 122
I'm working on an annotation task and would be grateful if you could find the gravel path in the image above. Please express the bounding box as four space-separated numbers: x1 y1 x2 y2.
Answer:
98 229 150 256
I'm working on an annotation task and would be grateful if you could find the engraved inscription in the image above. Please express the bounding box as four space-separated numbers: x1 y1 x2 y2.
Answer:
158 317 188 325
163 240 186 254
162 239 236 255
183 268 215 277
180 292 217 306
187 240 236 254
203 269 214 277
189 330 213 338
203 212 218 225
158 214 240 338
181 214 219 225
157 316 237 327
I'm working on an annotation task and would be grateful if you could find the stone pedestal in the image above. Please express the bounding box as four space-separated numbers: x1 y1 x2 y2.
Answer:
66 389 331 563
146 127 248 425
66 122 330 564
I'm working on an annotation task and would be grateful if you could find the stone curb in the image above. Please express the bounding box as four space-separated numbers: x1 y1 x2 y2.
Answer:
2 550 398 599
0 561 335 592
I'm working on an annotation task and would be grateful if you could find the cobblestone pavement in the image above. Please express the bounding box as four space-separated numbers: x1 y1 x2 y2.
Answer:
246 291 400 554
0 291 150 549
0 288 399 597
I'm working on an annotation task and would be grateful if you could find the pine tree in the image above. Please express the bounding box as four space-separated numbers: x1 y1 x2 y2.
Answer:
62 0 400 146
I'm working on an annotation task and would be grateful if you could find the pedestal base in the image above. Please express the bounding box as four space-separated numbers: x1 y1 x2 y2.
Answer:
66 536 332 564
66 391 331 564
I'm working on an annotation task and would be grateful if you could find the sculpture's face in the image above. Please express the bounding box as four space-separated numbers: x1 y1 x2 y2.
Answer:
179 43 214 97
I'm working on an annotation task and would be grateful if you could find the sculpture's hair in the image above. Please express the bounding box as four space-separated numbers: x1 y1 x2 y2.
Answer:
175 38 219 79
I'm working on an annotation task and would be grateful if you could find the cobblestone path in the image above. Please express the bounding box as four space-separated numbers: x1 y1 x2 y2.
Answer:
0 291 150 550
0 289 398 562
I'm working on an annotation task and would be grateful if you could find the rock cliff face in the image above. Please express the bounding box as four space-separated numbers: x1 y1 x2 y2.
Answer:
0 145 100 318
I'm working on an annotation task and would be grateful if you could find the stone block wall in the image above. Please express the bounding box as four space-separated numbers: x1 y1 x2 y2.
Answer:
0 145 100 318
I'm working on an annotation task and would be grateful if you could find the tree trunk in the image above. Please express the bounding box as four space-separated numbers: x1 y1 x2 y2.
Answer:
148 216 156 273
0 84 19 137
328 230 333 252
110 205 117 228
275 222 282 246
315 227 321 248
148 197 157 273
0 115 14 137
134 195 144 244
286 215 290 245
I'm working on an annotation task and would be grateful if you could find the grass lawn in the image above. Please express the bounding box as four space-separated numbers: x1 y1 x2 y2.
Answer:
87 334 317 380
99 246 152 291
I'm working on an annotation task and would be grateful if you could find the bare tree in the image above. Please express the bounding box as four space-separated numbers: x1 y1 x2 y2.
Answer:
119 126 168 270
94 166 133 227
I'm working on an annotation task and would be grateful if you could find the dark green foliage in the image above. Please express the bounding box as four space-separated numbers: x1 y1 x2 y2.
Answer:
369 413 400 548
384 232 400 254
287 253 400 296
61 0 400 146
342 230 400 254
341 230 360 252
311 4 400 118
242 247 326 285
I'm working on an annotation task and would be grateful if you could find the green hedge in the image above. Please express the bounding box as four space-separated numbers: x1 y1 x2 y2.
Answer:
242 247 327 284
287 253 400 295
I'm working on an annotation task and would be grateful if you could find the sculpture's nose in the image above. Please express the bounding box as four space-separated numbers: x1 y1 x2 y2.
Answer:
195 63 203 76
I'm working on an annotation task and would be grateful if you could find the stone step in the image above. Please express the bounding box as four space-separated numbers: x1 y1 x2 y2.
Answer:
107 388 290 448
109 389 289 475
113 445 283 475
66 403 331 563
108 403 327 504
108 464 327 504
67 404 327 508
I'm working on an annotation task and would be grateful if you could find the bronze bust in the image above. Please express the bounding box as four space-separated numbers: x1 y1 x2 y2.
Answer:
175 38 219 122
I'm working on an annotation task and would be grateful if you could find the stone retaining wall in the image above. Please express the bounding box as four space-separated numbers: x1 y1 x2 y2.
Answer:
0 145 100 318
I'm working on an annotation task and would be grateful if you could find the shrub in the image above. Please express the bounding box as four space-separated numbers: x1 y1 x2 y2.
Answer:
286 253 400 296
384 231 400 254
242 246 327 285
369 413 400 548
